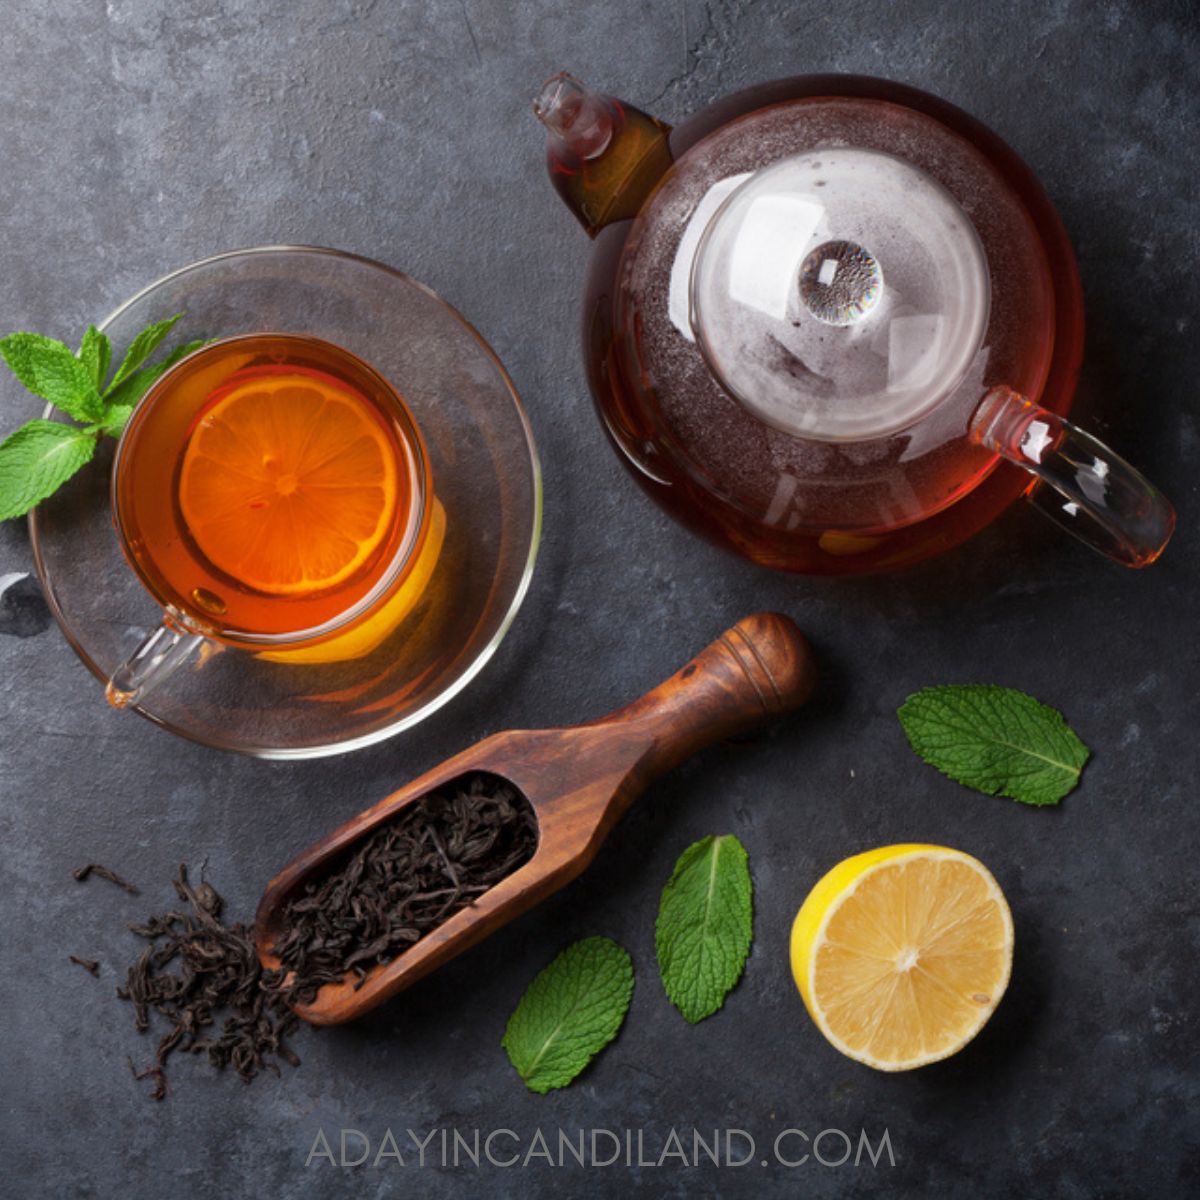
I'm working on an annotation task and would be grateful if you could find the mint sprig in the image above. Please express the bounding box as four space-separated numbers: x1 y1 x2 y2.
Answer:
0 421 102 519
0 333 104 423
78 324 111 389
898 684 1090 806
502 937 633 1094
655 834 753 1023
0 314 206 520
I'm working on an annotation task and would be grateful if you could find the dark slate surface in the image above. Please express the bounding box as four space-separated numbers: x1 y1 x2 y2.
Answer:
1 1 1197 1196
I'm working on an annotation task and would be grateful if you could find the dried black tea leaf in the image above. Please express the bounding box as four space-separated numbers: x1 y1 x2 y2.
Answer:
95 774 534 1100
268 773 537 1007
127 1056 168 1102
72 863 140 894
117 864 299 1096
68 955 100 975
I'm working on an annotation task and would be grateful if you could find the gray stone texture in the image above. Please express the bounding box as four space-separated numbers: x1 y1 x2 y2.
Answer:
1 0 1197 1196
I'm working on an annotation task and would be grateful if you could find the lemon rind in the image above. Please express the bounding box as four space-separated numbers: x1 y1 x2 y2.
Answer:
794 845 1014 1072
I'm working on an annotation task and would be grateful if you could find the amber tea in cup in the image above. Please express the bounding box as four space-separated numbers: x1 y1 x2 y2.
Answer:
108 333 432 705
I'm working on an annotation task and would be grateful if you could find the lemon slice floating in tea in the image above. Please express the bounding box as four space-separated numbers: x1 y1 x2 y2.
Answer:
178 373 399 596
256 497 445 665
790 844 1013 1071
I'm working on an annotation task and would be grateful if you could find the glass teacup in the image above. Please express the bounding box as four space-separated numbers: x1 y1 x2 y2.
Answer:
107 332 433 708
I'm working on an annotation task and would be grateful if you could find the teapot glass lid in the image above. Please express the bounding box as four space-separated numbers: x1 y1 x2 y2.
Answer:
689 148 991 442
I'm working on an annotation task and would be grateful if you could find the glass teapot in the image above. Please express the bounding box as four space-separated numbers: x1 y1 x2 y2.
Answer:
535 74 1175 574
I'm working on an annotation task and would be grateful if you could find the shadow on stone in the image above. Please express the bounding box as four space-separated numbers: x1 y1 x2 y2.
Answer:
0 573 51 638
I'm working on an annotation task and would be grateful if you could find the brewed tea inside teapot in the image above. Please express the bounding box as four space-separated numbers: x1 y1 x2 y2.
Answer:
535 73 1174 574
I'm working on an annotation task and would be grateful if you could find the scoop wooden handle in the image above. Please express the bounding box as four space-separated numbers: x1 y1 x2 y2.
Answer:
595 612 816 779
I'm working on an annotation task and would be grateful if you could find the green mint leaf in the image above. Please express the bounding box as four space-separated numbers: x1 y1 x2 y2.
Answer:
103 337 207 412
655 834 753 1023
0 332 103 421
78 325 111 390
502 937 633 1094
0 420 98 519
898 684 1090 806
106 313 183 391
99 404 134 437
0 315 202 518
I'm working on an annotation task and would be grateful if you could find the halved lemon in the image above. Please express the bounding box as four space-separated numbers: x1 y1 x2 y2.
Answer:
178 373 398 595
790 844 1013 1071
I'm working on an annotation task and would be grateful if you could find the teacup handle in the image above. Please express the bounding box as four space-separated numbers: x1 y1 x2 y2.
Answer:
971 387 1175 568
106 613 208 709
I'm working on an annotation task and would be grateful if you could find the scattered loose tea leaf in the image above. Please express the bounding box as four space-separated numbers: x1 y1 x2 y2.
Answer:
127 1056 168 1102
655 835 753 1024
68 955 100 976
117 864 300 1095
72 862 140 894
503 937 634 1094
898 684 1090 806
268 773 537 1008
88 776 536 1101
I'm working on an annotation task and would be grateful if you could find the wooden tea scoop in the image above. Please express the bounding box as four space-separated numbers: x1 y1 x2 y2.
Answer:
255 612 816 1025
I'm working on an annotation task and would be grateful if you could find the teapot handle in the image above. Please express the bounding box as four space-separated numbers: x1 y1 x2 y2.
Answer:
971 387 1175 568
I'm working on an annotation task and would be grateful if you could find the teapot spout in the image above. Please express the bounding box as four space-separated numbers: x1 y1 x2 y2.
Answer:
535 73 673 238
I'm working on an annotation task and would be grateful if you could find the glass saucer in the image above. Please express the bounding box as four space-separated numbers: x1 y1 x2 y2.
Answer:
29 246 542 758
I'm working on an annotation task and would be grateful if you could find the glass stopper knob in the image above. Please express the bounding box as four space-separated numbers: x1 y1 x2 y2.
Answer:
798 240 883 327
